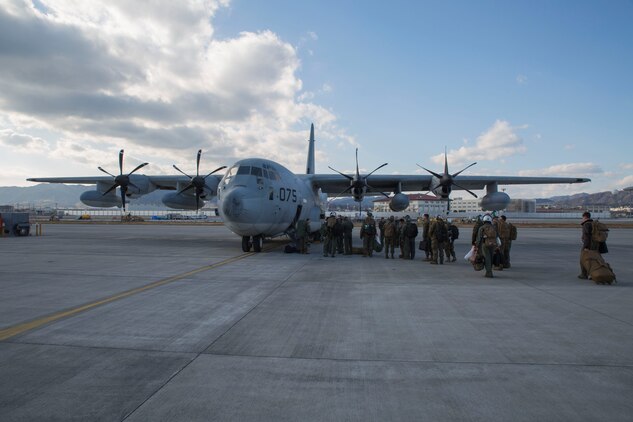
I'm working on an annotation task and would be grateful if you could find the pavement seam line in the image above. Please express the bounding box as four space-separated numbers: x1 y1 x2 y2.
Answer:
0 251 266 341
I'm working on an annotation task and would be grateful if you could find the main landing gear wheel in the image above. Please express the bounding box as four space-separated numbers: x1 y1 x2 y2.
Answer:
253 235 263 252
241 236 252 252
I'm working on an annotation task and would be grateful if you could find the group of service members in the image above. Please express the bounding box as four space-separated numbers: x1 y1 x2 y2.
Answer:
294 211 515 279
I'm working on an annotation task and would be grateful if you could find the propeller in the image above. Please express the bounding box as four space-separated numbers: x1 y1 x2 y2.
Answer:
172 149 227 210
328 148 389 203
416 148 477 210
98 149 148 211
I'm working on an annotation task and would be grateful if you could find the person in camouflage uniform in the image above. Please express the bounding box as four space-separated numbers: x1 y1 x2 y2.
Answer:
476 214 498 278
444 219 457 262
323 212 337 257
429 215 448 264
342 216 354 255
360 212 376 257
402 215 418 260
383 215 397 259
421 213 431 261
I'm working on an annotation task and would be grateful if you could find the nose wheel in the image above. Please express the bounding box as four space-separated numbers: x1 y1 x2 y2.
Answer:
242 235 263 252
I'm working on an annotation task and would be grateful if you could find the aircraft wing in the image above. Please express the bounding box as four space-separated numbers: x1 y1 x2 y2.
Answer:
306 174 590 195
27 175 207 190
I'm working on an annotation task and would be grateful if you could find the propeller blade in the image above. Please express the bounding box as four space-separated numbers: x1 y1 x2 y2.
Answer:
173 164 192 178
98 167 116 177
118 149 124 175
128 162 148 176
203 166 227 179
452 162 477 178
355 148 360 177
177 184 195 195
102 183 119 196
366 162 388 178
328 166 354 181
443 147 449 175
452 181 478 198
196 191 201 211
120 185 127 211
416 164 443 179
327 185 353 203
196 149 202 177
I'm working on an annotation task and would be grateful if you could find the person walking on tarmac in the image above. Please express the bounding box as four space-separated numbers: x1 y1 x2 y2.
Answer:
476 214 499 278
378 217 386 247
360 211 377 257
342 216 354 255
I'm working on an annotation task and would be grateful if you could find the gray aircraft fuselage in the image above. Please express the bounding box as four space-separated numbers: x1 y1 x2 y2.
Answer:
217 158 323 238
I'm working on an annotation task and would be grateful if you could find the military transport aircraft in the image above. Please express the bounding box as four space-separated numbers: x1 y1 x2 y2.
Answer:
28 124 590 252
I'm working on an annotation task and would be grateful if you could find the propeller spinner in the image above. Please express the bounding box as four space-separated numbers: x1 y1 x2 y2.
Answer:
328 148 389 214
173 149 226 210
98 149 148 211
417 148 477 210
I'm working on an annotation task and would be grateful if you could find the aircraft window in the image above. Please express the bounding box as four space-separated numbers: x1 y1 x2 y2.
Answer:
224 165 237 184
262 169 269 179
237 166 250 175
270 170 281 181
251 167 262 177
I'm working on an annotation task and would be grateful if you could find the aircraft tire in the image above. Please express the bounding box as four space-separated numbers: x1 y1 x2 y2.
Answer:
241 236 251 252
253 235 263 252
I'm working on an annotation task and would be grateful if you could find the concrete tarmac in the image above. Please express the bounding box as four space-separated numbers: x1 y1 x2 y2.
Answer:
1 223 632 421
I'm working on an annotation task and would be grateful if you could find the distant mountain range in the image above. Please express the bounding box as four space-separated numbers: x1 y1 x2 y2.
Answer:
1 184 632 209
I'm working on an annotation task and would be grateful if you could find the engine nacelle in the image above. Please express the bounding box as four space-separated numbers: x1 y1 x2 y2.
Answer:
389 193 410 212
162 192 203 210
80 190 120 208
480 192 511 211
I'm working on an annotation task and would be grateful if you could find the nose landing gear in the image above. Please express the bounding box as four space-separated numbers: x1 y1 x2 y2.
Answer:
241 235 263 252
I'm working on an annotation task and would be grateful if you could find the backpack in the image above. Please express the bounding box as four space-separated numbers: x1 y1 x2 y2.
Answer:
581 249 616 284
363 223 376 236
449 224 459 240
591 220 609 243
509 223 517 241
497 220 510 239
481 224 497 247
436 222 447 242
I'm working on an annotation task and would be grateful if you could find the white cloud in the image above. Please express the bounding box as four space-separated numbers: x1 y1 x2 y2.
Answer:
620 163 633 170
616 175 633 188
0 129 49 151
431 120 527 166
0 1 345 180
517 162 603 177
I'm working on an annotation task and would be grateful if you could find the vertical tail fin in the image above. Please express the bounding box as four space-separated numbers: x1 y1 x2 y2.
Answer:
306 123 315 174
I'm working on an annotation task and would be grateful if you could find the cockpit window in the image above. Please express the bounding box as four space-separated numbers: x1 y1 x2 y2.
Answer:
262 169 269 179
250 167 263 177
223 165 238 185
237 165 250 175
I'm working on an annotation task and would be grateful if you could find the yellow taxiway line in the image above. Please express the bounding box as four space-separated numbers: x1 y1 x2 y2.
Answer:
0 247 277 341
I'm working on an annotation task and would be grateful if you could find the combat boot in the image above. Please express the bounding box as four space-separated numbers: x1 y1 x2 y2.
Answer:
485 272 493 278
430 260 437 264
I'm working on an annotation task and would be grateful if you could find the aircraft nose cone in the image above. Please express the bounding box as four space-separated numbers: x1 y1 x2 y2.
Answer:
222 188 245 219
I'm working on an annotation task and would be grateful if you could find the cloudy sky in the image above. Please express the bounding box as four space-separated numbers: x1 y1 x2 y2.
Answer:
1 0 632 198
